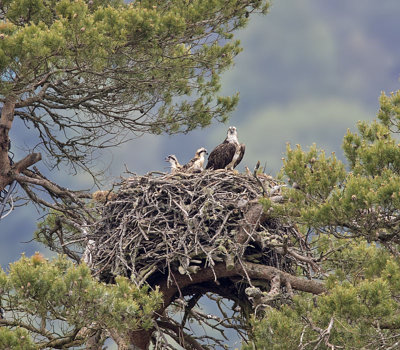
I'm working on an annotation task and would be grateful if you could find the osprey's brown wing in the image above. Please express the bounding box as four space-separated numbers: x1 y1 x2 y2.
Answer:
206 141 236 170
182 157 195 171
233 143 245 168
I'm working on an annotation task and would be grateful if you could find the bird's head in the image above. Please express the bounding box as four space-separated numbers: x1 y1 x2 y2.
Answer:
195 147 208 157
226 126 238 141
165 154 178 164
228 126 237 135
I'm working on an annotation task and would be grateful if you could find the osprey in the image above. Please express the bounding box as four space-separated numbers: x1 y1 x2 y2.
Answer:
183 147 208 173
165 154 183 173
206 126 245 170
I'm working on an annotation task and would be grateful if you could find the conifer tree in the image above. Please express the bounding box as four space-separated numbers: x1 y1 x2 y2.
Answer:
246 91 400 350
6 1 400 349
0 0 269 209
0 253 162 349
0 0 271 348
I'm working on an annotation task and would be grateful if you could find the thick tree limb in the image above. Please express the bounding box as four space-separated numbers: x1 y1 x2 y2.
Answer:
240 261 325 295
0 153 42 193
157 262 325 312
18 169 91 200
236 201 265 245
130 261 326 349
0 95 16 190
12 153 42 173
0 97 42 191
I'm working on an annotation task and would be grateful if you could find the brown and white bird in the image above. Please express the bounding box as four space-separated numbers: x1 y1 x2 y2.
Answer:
206 126 245 170
183 147 208 173
165 154 183 173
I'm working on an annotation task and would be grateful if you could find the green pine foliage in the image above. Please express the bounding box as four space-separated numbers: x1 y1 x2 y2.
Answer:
245 239 400 349
0 328 36 350
0 254 162 347
247 92 400 349
267 92 400 242
0 0 269 171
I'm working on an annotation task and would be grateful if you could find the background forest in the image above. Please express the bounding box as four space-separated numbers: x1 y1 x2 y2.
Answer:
1 0 400 348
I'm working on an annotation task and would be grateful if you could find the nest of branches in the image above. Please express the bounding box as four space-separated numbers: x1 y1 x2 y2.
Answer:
89 170 313 295
33 168 325 349
82 170 325 349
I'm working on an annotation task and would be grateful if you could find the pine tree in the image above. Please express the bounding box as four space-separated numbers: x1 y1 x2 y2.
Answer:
6 1 400 349
0 0 272 348
0 0 269 206
0 253 162 348
246 91 400 349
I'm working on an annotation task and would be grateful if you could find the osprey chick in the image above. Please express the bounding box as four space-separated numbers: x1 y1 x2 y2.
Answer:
206 126 245 170
165 154 183 173
183 147 208 173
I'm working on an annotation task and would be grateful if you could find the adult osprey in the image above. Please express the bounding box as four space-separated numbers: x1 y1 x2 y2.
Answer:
206 126 245 170
165 154 183 173
183 147 208 173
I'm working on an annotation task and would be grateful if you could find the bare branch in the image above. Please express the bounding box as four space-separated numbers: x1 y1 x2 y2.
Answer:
12 153 42 173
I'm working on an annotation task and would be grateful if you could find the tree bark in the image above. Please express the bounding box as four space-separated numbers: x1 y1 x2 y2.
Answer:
236 201 265 245
129 329 153 350
0 95 16 190
0 95 42 191
129 261 326 349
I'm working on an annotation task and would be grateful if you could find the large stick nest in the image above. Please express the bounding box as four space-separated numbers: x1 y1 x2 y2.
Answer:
90 170 308 291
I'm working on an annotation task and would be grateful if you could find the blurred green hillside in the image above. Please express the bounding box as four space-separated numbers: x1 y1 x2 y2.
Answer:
2 0 400 277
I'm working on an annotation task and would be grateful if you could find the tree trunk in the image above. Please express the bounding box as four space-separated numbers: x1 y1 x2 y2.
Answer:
0 95 42 192
0 95 16 191
127 260 326 349
129 330 152 350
